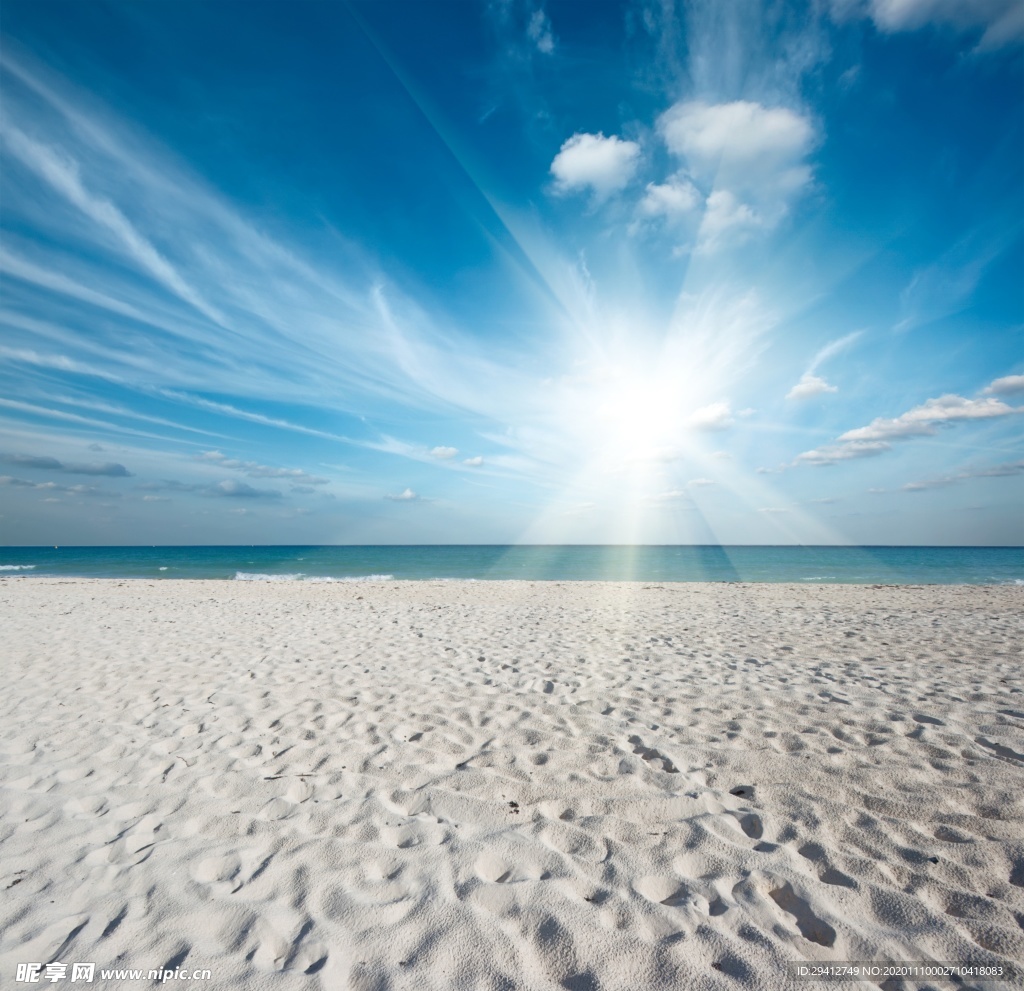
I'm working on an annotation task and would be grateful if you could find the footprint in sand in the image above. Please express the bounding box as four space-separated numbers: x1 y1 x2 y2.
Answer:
627 735 678 773
250 916 328 975
768 880 837 947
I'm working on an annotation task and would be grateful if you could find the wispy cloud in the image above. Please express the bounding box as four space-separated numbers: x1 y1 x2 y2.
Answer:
0 397 204 445
159 392 352 443
903 458 1024 491
0 50 530 437
527 8 556 54
686 401 735 430
384 487 420 501
0 475 116 497
138 478 282 499
196 451 328 485
893 229 1015 332
649 490 697 504
851 0 1024 52
786 331 861 400
795 378 1023 465
2 125 226 326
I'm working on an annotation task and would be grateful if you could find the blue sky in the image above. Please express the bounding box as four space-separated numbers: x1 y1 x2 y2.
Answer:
0 0 1021 545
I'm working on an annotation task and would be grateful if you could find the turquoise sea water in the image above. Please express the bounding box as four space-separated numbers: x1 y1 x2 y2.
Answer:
0 546 1021 584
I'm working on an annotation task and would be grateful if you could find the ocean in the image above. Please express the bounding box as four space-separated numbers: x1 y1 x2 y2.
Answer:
0 545 1021 584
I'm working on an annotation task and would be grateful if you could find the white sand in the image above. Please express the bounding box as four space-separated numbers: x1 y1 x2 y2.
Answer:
1 578 1022 990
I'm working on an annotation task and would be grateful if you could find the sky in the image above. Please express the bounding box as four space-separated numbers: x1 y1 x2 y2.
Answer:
0 0 1021 546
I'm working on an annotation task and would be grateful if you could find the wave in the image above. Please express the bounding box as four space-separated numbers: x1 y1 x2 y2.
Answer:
0 564 37 571
233 572 394 582
234 572 304 581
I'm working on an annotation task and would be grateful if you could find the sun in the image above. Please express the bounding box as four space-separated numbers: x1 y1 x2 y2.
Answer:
592 374 684 460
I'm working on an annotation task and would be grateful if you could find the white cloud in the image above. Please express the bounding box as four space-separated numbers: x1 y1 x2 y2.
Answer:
429 445 458 459
385 488 419 501
686 401 734 430
550 132 641 199
795 387 1022 465
659 100 814 175
787 331 860 400
527 9 555 53
197 450 328 484
982 374 1024 396
758 507 789 514
696 190 763 251
840 394 1018 442
463 455 484 466
787 373 838 400
212 479 280 498
649 490 695 503
657 100 816 250
795 440 893 465
688 477 716 486
863 0 1024 51
638 174 701 219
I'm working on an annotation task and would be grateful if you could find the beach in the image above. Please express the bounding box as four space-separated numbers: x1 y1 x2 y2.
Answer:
1 578 1022 990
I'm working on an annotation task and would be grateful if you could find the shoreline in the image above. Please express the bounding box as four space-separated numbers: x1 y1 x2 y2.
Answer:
1 579 1022 989
3 575 1023 587
2 545 1021 587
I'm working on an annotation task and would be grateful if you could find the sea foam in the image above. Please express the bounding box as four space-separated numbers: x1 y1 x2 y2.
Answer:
233 571 394 582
